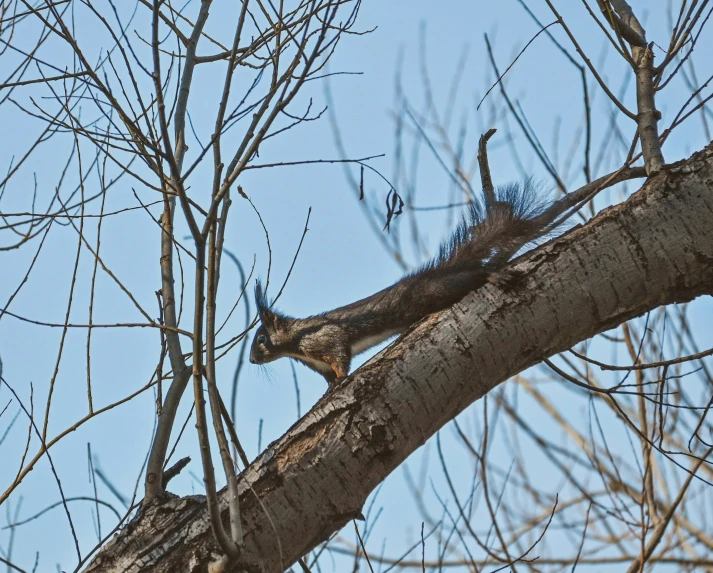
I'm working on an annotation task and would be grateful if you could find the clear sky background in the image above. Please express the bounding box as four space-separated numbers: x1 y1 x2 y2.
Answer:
1 1 712 571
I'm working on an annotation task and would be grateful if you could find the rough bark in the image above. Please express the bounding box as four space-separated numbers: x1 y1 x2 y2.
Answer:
86 143 713 573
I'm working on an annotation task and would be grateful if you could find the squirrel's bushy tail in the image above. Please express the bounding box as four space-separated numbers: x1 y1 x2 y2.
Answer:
428 179 551 274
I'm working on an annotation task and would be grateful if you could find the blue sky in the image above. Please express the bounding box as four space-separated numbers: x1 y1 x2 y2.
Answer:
1 1 712 571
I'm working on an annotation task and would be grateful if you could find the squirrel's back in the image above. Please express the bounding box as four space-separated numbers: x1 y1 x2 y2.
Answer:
320 179 549 336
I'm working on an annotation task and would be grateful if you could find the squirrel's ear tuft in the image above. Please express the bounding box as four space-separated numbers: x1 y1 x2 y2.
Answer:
255 279 268 312
255 279 281 333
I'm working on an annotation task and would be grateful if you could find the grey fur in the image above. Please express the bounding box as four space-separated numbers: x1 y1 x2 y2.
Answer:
249 181 551 386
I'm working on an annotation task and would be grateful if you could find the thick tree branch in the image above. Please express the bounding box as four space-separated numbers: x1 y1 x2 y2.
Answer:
86 143 713 573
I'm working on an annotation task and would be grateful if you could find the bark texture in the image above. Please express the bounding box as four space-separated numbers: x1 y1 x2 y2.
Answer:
86 143 713 573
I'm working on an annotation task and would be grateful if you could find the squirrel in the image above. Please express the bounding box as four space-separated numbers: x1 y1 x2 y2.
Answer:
249 180 551 386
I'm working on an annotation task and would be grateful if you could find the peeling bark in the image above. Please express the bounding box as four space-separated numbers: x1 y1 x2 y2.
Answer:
85 143 713 573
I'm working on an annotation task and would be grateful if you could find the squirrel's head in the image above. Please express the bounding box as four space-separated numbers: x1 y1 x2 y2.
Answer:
249 280 293 365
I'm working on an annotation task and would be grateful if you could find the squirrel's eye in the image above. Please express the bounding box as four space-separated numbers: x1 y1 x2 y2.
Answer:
257 334 267 344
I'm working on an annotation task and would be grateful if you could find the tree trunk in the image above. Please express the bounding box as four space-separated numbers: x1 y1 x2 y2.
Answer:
85 143 713 573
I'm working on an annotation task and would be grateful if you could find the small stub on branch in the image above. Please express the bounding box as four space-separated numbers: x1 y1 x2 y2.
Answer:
478 128 497 206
